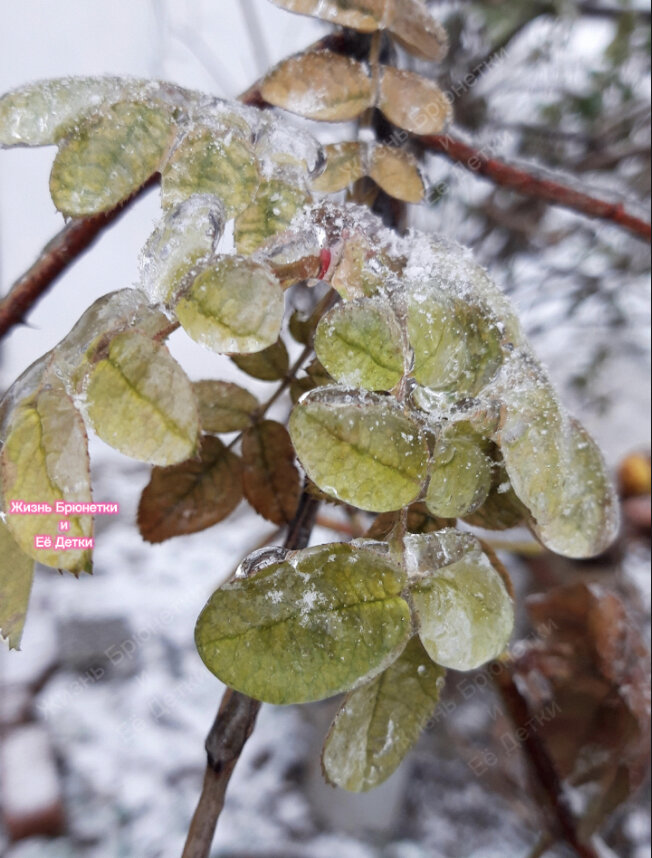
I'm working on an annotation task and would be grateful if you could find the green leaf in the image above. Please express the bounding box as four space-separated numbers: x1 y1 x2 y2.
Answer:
161 127 260 218
193 380 259 433
195 541 411 704
260 51 374 122
462 468 527 531
425 424 493 518
378 67 451 135
242 420 301 525
231 339 290 381
0 521 35 649
314 297 406 391
137 435 243 543
1 386 93 573
322 636 445 791
234 179 309 255
84 331 199 465
175 256 284 354
50 100 174 215
289 386 429 512
408 531 514 671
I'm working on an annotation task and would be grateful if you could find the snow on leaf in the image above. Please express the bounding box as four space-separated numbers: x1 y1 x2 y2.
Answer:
408 530 514 671
241 420 301 526
193 380 259 433
322 636 445 791
175 256 284 354
289 386 429 512
161 126 260 218
234 179 309 255
260 51 374 122
0 386 93 573
49 101 175 216
137 435 243 543
425 424 493 518
378 67 451 135
0 521 35 650
195 541 411 704
83 331 199 466
314 297 406 391
269 0 384 32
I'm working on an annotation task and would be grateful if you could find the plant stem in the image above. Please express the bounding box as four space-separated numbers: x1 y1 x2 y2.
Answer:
180 487 319 858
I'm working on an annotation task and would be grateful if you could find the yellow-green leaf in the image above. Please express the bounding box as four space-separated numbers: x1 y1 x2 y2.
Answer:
50 101 174 216
314 297 405 391
408 531 514 671
234 179 309 255
195 541 411 704
137 435 243 543
425 424 492 518
193 380 259 433
1 387 93 573
260 51 374 122
312 142 365 193
175 256 284 354
161 127 260 218
322 636 445 791
0 521 35 649
379 67 451 135
289 386 429 512
84 331 199 466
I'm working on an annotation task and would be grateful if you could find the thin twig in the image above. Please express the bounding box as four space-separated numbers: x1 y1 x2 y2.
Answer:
181 488 320 858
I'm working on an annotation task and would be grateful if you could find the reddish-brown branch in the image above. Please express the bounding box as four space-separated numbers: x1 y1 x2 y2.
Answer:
0 174 160 341
421 133 652 242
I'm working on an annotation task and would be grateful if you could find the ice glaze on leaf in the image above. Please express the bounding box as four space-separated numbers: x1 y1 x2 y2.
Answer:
407 531 514 671
231 339 290 381
314 297 405 391
379 68 451 135
312 142 365 193
322 636 445 791
193 380 259 433
161 127 260 218
260 51 374 122
242 420 301 525
289 386 429 512
0 521 35 649
1 386 93 573
234 179 309 255
50 101 174 216
137 435 243 543
425 425 492 518
175 256 284 354
84 332 199 466
195 541 411 704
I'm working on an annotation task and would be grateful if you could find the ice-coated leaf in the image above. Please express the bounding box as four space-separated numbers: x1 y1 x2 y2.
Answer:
161 127 260 218
242 420 301 525
195 541 411 704
289 386 429 512
462 468 527 531
0 521 35 649
314 297 405 391
84 331 199 466
234 179 309 255
231 338 290 381
388 0 449 61
407 530 514 671
406 282 503 396
50 101 175 215
175 256 284 354
260 51 374 122
322 636 445 791
369 145 424 203
425 425 492 518
137 435 243 543
378 67 451 135
270 0 384 31
1 386 93 573
312 142 365 193
138 195 224 304
193 380 259 433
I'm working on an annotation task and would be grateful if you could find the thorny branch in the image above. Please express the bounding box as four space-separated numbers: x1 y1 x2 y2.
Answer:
180 488 320 858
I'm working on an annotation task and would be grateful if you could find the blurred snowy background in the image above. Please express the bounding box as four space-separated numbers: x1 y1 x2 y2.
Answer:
0 2 650 857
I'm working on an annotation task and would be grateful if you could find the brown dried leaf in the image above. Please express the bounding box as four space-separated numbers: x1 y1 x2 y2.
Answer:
137 435 243 543
242 420 301 525
378 67 451 135
260 51 374 122
270 0 384 31
193 381 259 433
388 0 448 61
369 144 424 203
231 339 289 381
